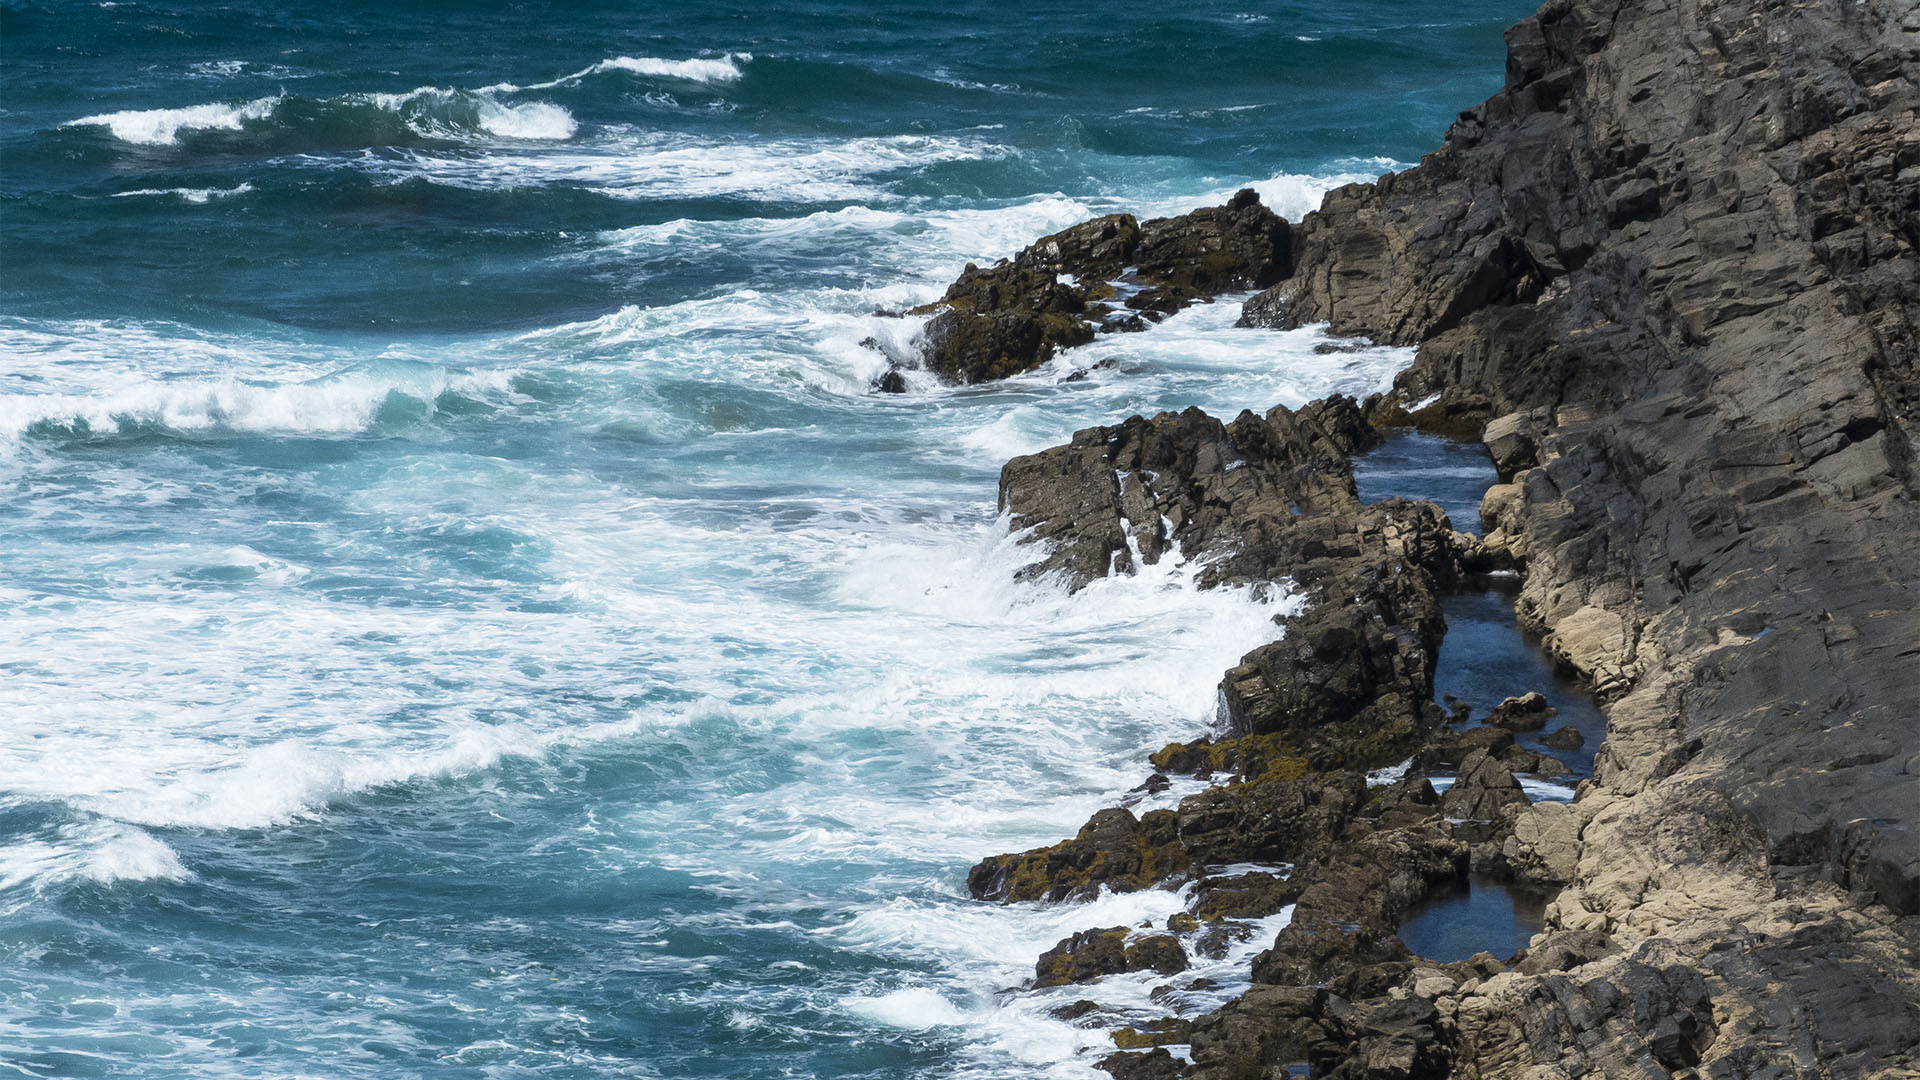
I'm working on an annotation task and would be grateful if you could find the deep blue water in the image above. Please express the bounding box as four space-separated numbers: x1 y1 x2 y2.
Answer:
1354 433 1608 780
1397 874 1548 964
0 3 1537 1077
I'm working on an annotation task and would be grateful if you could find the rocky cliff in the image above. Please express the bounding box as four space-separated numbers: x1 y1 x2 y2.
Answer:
1244 0 1919 918
944 0 1920 1076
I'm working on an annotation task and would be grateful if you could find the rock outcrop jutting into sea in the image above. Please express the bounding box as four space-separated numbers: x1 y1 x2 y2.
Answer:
944 0 1920 1075
899 189 1291 384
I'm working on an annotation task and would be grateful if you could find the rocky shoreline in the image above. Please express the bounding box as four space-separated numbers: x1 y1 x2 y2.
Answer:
904 0 1920 1075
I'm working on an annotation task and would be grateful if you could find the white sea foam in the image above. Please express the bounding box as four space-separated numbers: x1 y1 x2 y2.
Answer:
0 365 516 443
592 53 750 84
110 182 255 203
366 129 1004 202
66 96 280 146
68 85 578 147
0 820 191 898
474 99 578 140
489 53 751 93
4 151 1424 1079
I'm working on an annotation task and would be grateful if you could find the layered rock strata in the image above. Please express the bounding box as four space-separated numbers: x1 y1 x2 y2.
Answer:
953 0 1920 1075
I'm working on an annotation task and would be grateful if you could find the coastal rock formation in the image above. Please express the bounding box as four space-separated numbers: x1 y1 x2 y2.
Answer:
966 806 1186 903
1243 0 1919 917
1035 926 1188 987
914 190 1289 382
998 395 1379 589
959 0 1920 1073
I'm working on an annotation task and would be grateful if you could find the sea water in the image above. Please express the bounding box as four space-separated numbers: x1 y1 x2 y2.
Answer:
0 3 1537 1076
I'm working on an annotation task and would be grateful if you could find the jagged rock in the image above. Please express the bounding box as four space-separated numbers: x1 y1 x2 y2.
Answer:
1241 0 1920 927
1483 692 1555 731
1095 1047 1182 1080
917 192 1289 383
1539 724 1584 750
1051 999 1102 1022
1035 927 1187 986
870 367 908 394
1186 985 1326 1077
968 806 1187 903
1415 725 1515 770
958 0 1920 1072
1111 1017 1194 1049
1480 410 1546 481
1363 773 1445 831
916 264 1096 384
1511 928 1618 975
1130 187 1293 292
1252 825 1468 988
1312 992 1453 1080
1191 870 1299 921
1176 773 1366 869
1035 927 1131 986
1149 731 1310 781
1440 750 1531 822
997 395 1380 590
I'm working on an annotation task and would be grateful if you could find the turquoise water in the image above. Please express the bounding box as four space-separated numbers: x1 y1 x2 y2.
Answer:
0 3 1536 1076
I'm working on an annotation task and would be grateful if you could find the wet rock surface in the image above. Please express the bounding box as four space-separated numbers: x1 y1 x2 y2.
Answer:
913 190 1289 383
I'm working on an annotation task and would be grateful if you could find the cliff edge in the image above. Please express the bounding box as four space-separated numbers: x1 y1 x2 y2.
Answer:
1243 0 1919 917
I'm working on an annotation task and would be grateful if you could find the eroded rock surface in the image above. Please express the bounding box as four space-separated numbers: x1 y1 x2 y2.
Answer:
957 0 1920 1073
914 190 1289 383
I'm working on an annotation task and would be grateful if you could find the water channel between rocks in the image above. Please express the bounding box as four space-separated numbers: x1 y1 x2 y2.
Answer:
1352 430 1608 962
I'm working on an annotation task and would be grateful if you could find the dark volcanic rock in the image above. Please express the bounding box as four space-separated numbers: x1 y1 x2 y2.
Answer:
1176 773 1366 869
997 393 1466 769
998 395 1379 590
1539 724 1585 751
917 191 1289 383
1130 187 1293 293
1417 725 1516 771
916 263 1096 384
1095 1047 1182 1080
968 806 1187 903
1222 3 1920 1068
1186 985 1326 1077
1242 0 1920 923
1252 825 1468 989
1191 870 1300 921
1035 927 1187 987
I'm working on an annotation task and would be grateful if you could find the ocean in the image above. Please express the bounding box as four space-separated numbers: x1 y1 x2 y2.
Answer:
0 3 1535 1076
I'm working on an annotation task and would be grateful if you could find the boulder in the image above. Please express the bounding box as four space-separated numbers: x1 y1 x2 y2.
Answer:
1539 724 1585 751
1096 1047 1182 1080
917 192 1289 383
1176 773 1366 869
1439 750 1531 822
1035 927 1187 987
1483 692 1555 731
968 806 1187 903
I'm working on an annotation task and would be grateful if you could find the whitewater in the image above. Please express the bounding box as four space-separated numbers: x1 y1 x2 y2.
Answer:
0 3 1537 1076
